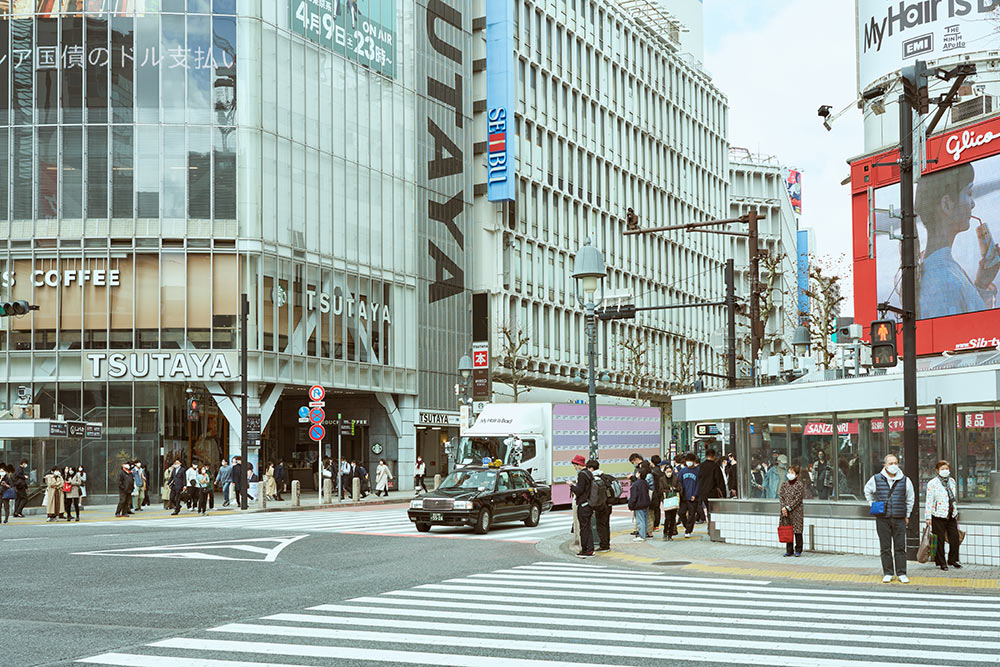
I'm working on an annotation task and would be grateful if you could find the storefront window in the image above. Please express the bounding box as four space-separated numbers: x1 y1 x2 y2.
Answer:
957 406 998 503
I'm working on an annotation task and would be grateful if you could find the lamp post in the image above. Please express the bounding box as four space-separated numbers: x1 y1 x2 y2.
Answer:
572 238 607 461
791 324 811 357
458 354 473 406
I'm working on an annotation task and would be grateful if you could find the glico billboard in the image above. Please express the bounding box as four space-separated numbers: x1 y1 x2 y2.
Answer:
852 113 1000 354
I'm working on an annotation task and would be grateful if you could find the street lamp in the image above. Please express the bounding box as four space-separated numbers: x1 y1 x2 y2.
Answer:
457 354 473 405
572 238 607 461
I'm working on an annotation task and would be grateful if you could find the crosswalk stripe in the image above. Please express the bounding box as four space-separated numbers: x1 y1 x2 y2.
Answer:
77 654 309 667
408 584 1000 628
516 563 773 585
276 608 1000 650
334 595 1000 639
473 570 1000 609
151 637 626 667
203 622 955 667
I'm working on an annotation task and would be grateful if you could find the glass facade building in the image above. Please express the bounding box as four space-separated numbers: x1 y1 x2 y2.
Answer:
0 0 472 496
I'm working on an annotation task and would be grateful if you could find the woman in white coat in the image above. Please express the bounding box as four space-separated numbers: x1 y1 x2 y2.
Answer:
925 459 961 571
374 459 393 497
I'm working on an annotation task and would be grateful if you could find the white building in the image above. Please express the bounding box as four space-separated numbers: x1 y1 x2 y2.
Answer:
471 0 730 405
727 149 802 370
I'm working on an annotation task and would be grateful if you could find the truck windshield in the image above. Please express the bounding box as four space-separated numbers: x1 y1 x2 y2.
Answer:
457 437 509 464
440 469 497 491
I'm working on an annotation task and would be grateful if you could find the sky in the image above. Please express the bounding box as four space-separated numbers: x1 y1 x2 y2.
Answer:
702 0 861 308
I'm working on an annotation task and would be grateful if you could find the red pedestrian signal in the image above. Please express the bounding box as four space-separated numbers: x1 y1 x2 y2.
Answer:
870 319 898 368
187 397 200 422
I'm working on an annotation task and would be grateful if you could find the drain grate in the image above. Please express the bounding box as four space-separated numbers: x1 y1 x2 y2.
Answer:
652 560 691 566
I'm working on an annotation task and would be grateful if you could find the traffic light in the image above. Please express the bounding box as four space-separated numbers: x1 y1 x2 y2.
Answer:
901 62 929 114
0 300 33 317
187 397 201 422
626 207 640 231
870 319 898 368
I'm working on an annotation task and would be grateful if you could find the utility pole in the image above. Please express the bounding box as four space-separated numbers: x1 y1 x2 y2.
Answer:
725 258 737 389
240 292 249 510
747 208 762 378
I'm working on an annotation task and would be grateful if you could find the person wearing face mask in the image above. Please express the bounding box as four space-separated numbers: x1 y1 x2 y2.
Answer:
413 456 427 496
778 464 806 557
925 460 961 571
864 454 916 583
678 454 700 538
659 459 682 540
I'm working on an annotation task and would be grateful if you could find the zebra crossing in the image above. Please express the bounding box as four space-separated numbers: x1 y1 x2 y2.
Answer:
77 560 1000 666
78 506 635 543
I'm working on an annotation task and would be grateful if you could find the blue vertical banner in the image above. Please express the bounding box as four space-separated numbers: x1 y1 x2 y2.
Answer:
485 0 515 202
797 229 810 324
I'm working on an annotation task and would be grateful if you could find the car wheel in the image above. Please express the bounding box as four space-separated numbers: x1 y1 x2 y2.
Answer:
524 502 541 527
415 522 431 533
473 508 492 534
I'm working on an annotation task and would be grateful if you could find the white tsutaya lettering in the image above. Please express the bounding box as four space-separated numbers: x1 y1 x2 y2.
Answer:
107 353 127 379
129 353 149 378
191 353 210 376
210 354 231 377
151 353 171 377
169 354 191 378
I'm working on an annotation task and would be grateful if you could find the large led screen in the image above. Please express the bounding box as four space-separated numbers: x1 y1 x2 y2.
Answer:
874 152 1000 321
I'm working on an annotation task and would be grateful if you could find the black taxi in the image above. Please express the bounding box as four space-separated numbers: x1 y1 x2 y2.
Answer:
407 464 552 535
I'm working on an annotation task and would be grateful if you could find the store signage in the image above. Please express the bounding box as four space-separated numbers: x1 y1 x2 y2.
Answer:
290 0 396 78
85 352 236 381
945 128 997 163
272 283 392 324
49 422 67 437
485 0 515 202
472 341 490 402
85 424 103 439
2 269 120 289
418 411 459 426
67 421 86 437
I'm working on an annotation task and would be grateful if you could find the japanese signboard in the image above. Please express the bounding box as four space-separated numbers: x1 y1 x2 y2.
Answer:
290 0 396 79
485 0 515 202
472 341 490 403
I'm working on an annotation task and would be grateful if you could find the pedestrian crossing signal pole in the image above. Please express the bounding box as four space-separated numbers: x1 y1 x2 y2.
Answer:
337 412 342 503
240 293 249 511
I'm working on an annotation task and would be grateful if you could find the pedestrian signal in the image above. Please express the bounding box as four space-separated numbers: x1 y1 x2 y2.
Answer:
187 397 201 422
870 319 898 368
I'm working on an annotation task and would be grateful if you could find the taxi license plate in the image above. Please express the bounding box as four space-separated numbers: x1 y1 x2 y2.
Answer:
430 512 443 521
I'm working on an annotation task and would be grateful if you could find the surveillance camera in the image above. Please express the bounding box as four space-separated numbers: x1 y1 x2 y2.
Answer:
817 105 832 118
823 120 833 132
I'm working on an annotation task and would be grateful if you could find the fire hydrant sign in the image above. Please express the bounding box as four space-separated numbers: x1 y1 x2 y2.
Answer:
290 0 396 79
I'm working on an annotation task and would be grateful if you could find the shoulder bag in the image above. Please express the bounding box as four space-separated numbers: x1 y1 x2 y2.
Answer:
870 478 901 516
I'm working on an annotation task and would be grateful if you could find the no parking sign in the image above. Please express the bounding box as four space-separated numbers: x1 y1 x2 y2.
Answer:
309 424 326 441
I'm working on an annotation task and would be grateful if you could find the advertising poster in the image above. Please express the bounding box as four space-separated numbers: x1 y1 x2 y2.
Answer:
786 169 802 215
290 0 395 79
874 152 1000 322
857 0 1000 90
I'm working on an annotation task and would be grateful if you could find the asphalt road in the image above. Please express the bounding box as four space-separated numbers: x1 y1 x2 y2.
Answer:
0 509 542 666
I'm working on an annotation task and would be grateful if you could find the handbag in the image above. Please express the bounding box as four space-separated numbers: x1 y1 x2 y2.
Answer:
916 525 932 563
777 524 794 543
870 478 901 516
663 495 680 511
62 481 72 493
1 485 14 500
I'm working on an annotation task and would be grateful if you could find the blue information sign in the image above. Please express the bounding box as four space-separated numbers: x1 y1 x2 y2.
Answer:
298 406 310 419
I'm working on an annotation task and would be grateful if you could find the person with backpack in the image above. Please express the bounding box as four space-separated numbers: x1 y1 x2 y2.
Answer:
649 455 668 533
864 454 915 584
586 459 614 553
659 459 682 540
628 461 652 542
569 454 594 558
678 453 700 538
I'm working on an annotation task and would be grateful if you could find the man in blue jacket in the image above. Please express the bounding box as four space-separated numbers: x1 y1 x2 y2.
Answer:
678 453 700 538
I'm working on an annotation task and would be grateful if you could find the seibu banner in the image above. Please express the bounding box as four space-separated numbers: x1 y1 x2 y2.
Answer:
856 0 1000 90
804 412 997 435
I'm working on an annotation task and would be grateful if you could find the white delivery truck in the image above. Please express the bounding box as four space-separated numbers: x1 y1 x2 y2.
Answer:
452 402 662 506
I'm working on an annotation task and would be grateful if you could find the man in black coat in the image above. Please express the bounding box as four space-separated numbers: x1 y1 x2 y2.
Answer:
230 456 243 509
697 448 728 523
169 460 187 515
568 454 594 558
12 460 29 518
115 462 134 517
274 459 286 501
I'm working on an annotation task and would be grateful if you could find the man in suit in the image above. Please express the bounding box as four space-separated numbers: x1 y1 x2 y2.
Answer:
116 462 134 517
169 460 187 515
697 448 728 525
230 456 243 509
12 460 30 518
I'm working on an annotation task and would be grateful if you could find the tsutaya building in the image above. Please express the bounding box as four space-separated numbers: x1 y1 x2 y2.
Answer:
0 1 474 498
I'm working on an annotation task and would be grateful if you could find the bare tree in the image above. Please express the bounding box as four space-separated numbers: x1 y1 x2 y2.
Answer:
618 328 655 406
805 257 846 370
735 247 792 365
664 338 699 422
495 325 532 402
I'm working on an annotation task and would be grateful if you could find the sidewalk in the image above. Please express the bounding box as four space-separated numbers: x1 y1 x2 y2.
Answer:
563 524 1000 591
13 489 414 524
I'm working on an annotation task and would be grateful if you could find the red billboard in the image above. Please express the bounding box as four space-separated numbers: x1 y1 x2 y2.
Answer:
852 113 1000 355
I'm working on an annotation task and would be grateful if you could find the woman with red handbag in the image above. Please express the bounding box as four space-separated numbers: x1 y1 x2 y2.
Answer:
779 464 806 557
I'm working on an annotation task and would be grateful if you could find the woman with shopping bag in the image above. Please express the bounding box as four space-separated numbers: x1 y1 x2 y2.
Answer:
778 464 806 557
925 460 962 571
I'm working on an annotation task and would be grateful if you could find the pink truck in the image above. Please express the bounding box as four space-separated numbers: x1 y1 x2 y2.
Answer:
456 402 662 506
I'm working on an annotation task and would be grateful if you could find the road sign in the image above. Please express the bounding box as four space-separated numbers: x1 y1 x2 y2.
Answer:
308 401 325 407
309 424 325 441
298 406 309 419
309 385 325 402
340 420 354 436
309 407 325 424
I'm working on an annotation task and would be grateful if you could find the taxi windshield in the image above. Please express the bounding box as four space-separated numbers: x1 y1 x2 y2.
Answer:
440 469 497 491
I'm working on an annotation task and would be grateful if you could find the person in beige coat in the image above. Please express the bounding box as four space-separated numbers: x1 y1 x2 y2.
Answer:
64 469 83 522
44 467 65 522
263 463 277 501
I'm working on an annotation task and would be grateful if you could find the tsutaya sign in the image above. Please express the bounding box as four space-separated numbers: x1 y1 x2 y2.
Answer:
85 352 237 381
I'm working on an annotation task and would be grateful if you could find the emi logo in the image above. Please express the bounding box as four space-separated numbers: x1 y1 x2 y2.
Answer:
902 34 932 59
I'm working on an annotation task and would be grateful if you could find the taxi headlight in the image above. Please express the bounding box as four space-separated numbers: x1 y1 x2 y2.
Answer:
453 500 473 510
410 499 423 509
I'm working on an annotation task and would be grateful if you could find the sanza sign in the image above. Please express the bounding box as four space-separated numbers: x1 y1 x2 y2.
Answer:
856 0 1000 90
485 0 515 202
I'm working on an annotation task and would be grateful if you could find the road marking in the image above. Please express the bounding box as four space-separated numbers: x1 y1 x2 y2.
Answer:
3 537 45 542
72 535 307 562
78 655 311 667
